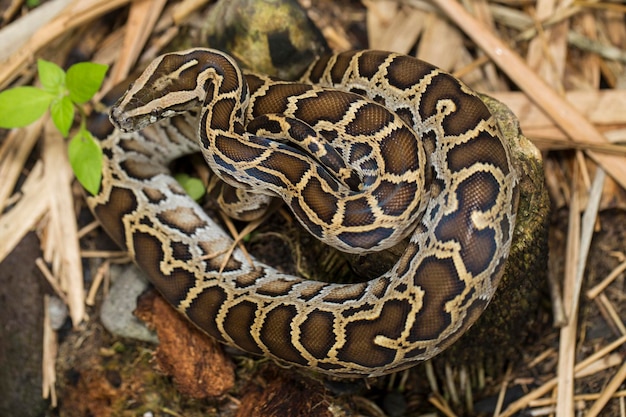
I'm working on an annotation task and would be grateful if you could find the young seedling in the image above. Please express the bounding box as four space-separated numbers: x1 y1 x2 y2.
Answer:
0 59 108 195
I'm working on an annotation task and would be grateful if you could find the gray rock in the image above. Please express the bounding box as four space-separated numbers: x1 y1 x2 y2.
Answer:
100 265 158 344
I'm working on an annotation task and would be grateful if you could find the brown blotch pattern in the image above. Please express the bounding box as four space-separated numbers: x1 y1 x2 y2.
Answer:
337 299 411 367
260 305 308 365
186 286 228 343
344 103 395 136
300 310 336 359
341 197 377 227
329 51 358 84
435 171 499 275
157 206 207 235
322 282 368 303
132 231 196 306
223 300 264 354
251 83 312 117
446 131 509 175
408 257 464 341
300 176 339 224
94 187 138 247
356 51 389 79
257 278 297 297
295 90 358 125
385 55 436 90
379 126 421 174
121 159 168 180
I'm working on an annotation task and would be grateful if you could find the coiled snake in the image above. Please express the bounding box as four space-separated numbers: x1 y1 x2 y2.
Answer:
88 49 519 377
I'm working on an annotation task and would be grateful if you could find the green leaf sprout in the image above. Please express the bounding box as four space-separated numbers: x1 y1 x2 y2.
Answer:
0 59 108 195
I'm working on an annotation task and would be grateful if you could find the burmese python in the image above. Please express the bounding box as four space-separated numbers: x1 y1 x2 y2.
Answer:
88 49 519 377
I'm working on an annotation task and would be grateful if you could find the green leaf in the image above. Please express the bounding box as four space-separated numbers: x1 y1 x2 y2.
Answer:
69 128 102 195
174 173 206 201
38 59 66 95
50 95 75 137
0 86 53 128
66 62 108 104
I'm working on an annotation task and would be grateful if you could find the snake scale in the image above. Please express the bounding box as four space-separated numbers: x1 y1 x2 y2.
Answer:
88 49 519 377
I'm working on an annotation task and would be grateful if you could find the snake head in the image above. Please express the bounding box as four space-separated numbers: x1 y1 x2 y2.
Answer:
108 49 215 132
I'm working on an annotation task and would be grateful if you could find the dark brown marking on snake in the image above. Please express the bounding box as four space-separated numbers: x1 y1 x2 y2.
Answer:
329 51 358 84
223 300 264 355
305 54 332 83
379 125 421 174
290 199 324 238
371 276 391 299
337 227 394 250
344 103 395 136
419 74 493 137
192 49 241 95
341 197 377 227
215 134 265 162
340 303 376 318
447 131 509 175
186 286 228 343
322 282 368 303
262 151 312 186
407 256 465 342
260 305 308 365
297 282 331 301
338 299 411 367
435 171 499 275
210 98 237 130
356 51 389 79
157 206 208 235
170 241 191 261
232 269 267 288
295 90 359 125
120 159 168 180
347 142 374 165
394 107 416 128
257 278 297 297
93 187 138 248
385 55 436 91
243 73 266 95
300 176 339 224
300 310 336 359
131 231 196 306
251 83 312 117
372 180 418 216
142 188 167 204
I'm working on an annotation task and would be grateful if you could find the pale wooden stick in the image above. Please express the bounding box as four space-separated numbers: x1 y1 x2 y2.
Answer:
0 121 44 212
586 259 626 299
531 390 626 407
0 0 132 89
432 0 626 189
0 167 48 263
586 361 626 417
35 258 69 305
43 123 85 326
597 294 626 336
556 163 582 417
499 335 626 417
85 260 110 306
108 0 167 85
42 295 58 407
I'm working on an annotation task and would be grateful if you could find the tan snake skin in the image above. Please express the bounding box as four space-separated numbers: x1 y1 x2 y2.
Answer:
88 49 519 377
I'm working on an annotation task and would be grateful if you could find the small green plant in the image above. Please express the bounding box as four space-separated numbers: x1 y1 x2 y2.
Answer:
0 59 108 195
174 173 206 202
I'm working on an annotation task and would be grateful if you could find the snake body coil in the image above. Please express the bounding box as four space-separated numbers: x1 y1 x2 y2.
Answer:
89 49 519 377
